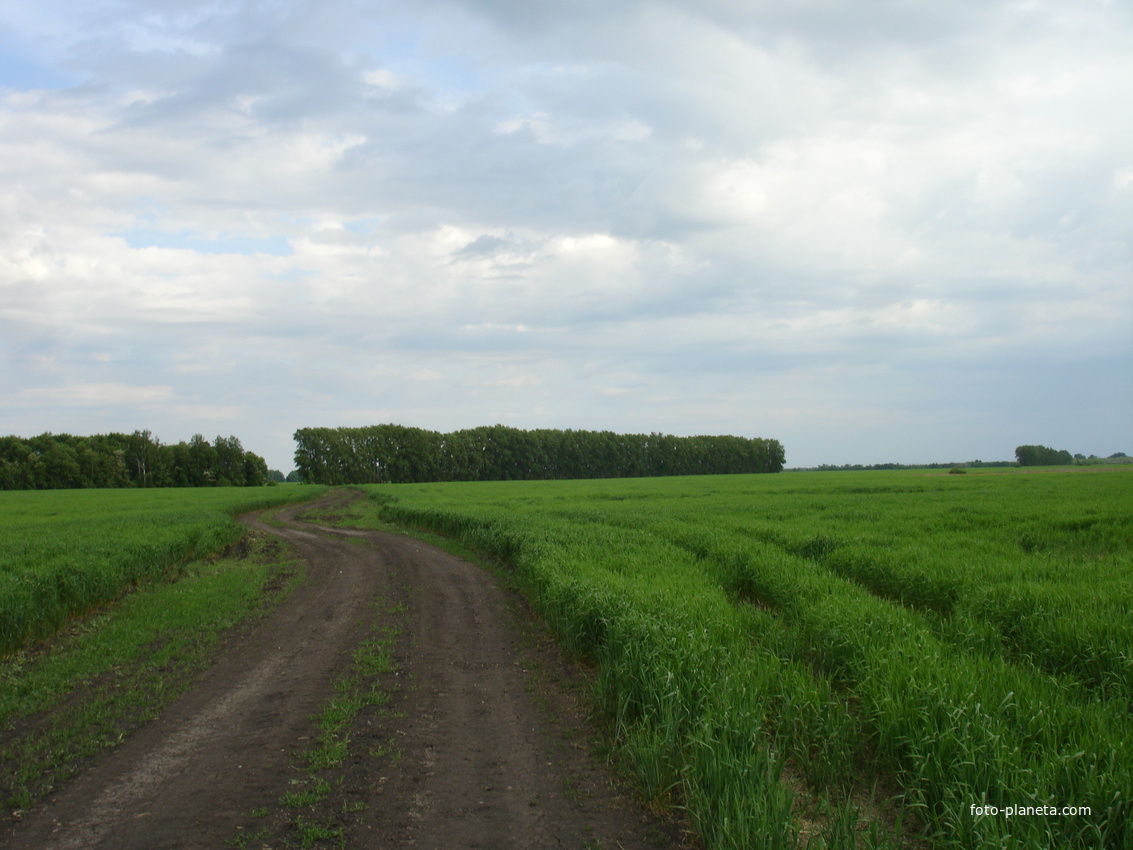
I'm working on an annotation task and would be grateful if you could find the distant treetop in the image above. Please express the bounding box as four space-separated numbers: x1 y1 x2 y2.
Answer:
0 431 270 490
1015 445 1074 467
293 424 785 485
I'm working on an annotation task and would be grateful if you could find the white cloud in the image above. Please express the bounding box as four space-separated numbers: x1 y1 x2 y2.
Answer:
16 383 173 406
0 0 1128 471
171 403 241 420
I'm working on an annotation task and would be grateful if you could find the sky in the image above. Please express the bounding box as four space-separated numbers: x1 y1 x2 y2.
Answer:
1 0 1130 474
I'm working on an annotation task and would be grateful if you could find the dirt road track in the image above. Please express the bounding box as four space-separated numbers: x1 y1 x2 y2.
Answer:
3 492 687 849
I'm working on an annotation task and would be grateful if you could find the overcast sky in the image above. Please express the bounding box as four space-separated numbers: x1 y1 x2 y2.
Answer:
2 0 1130 473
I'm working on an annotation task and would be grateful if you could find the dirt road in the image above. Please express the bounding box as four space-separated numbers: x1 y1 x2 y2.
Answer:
3 492 686 849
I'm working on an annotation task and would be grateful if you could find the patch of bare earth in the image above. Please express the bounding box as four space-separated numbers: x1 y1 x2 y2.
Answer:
2 492 692 849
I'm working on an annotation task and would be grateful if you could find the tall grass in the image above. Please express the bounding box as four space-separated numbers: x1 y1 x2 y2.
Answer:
357 467 1132 849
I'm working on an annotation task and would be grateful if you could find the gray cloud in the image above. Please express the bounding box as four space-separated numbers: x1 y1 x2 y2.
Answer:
0 0 1129 471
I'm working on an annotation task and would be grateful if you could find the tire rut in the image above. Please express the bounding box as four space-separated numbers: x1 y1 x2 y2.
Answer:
3 492 688 849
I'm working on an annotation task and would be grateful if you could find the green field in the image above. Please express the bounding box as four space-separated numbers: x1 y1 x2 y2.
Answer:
1 484 330 811
0 486 326 656
344 466 1133 849
2 469 1129 847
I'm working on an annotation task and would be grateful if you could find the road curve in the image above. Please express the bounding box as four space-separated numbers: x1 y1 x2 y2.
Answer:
3 491 685 849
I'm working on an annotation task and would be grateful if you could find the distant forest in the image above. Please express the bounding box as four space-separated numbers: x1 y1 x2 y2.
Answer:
294 424 785 485
1014 444 1074 466
797 461 1017 472
0 431 270 490
793 445 1129 472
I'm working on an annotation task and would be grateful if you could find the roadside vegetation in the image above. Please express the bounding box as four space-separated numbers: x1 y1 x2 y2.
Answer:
0 486 326 657
0 524 309 813
349 466 1132 849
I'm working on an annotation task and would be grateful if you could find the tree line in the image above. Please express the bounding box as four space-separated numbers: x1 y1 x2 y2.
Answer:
293 424 785 485
802 460 1017 472
0 431 270 490
1014 445 1075 467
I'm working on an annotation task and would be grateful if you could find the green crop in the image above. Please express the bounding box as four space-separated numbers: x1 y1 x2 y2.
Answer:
354 467 1132 849
0 486 326 656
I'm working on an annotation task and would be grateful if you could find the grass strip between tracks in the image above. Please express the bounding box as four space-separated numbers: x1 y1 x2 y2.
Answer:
230 592 405 850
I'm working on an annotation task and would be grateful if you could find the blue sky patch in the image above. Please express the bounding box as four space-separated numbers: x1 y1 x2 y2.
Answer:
116 227 293 257
0 44 75 90
343 217 381 235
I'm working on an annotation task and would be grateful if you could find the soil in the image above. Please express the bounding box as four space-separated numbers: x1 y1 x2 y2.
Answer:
1 491 692 849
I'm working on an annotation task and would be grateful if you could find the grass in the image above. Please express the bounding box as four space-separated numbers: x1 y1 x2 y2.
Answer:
283 777 332 808
302 630 395 776
0 485 327 656
0 526 306 812
346 466 1132 850
235 595 404 849
4 470 1128 847
296 816 345 848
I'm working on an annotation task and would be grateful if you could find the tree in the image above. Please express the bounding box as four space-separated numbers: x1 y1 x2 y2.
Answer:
0 431 271 489
243 451 268 487
40 439 81 489
185 434 216 485
124 430 160 486
292 424 786 484
1015 445 1074 466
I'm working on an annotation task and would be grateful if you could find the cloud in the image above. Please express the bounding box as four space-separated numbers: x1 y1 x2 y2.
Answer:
16 383 173 406
115 227 292 256
0 0 1129 471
